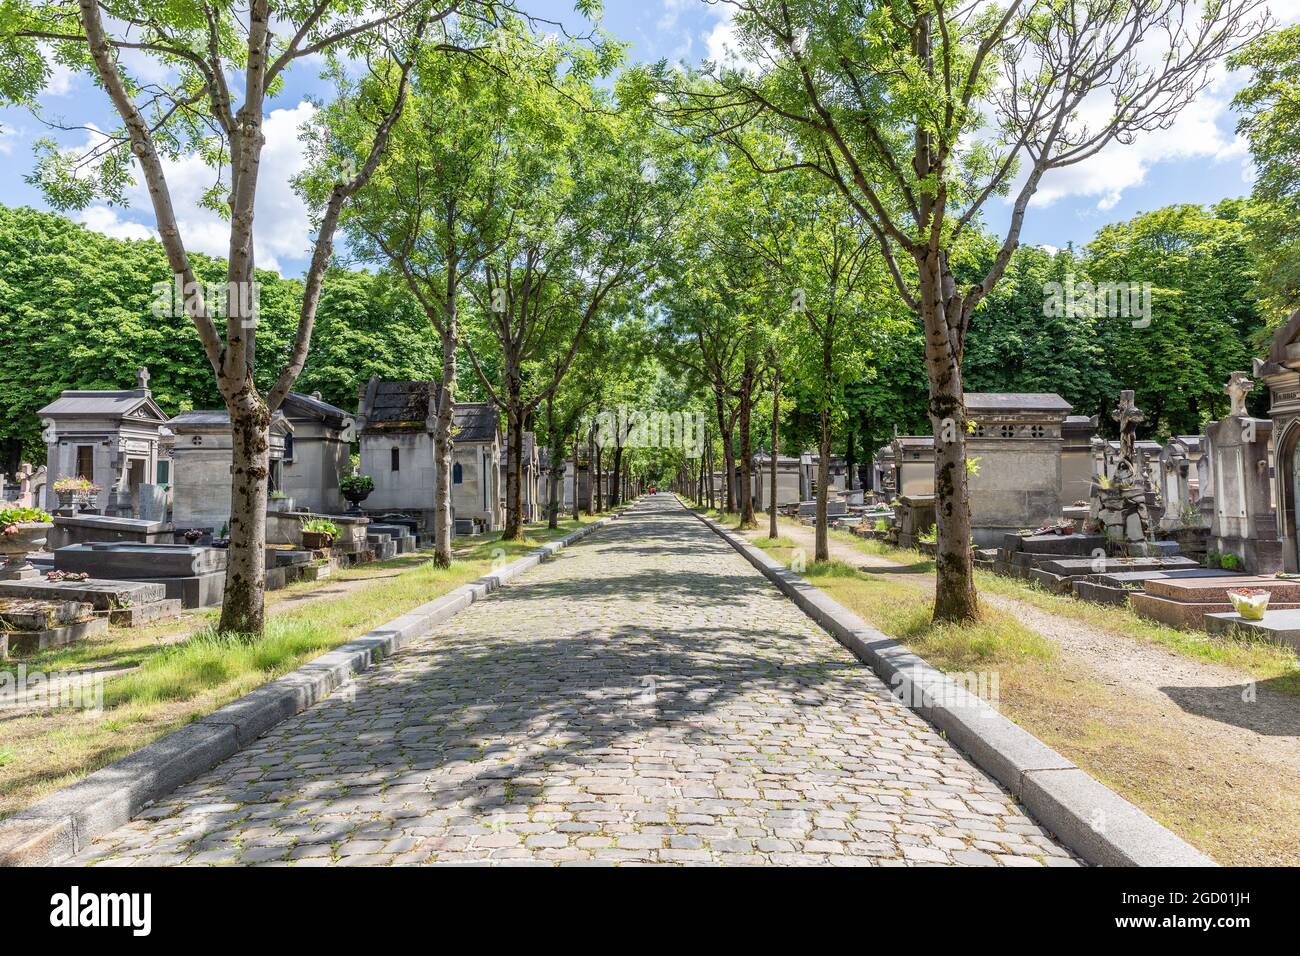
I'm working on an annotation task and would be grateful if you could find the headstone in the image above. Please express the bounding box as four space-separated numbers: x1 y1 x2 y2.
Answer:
1205 372 1279 574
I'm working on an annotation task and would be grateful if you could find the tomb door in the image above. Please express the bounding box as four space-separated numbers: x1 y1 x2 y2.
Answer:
1292 442 1300 566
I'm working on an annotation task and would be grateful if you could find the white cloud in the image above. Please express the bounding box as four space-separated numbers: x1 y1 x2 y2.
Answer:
74 205 154 242
97 101 319 275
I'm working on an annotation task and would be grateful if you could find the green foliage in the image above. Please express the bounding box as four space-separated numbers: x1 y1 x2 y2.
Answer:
301 518 340 537
1230 25 1300 321
339 474 374 497
0 205 436 459
0 506 51 528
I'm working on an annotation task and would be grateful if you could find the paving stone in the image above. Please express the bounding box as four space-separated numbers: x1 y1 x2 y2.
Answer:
72 498 1075 867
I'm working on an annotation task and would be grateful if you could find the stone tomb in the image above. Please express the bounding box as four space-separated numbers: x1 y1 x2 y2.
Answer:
54 542 227 609
169 409 291 533
965 392 1077 546
0 577 177 628
1257 309 1300 572
280 391 355 515
1024 554 1199 594
1205 372 1279 574
45 513 173 550
1072 567 1236 606
751 453 804 509
37 367 170 517
1130 575 1300 630
0 599 107 656
1205 609 1300 654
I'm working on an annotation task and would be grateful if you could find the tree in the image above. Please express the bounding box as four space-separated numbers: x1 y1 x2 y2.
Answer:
666 0 1267 621
6 0 445 635
463 80 688 539
1230 24 1300 323
304 20 533 566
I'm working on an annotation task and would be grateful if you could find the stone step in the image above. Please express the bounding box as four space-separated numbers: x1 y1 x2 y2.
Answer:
107 599 183 627
2 616 109 657
1205 610 1300 653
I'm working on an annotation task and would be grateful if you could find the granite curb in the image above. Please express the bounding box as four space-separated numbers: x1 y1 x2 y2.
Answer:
686 501 1214 868
0 509 627 866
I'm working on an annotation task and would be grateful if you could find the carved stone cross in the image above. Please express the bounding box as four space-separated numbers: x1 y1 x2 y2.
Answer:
136 366 151 391
1111 389 1145 468
1224 371 1254 418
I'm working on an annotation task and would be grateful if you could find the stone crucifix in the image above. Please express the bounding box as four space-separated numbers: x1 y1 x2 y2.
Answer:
1111 389 1145 472
136 366 151 391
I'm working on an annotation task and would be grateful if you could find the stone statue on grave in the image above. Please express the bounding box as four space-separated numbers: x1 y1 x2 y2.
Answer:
1111 389 1145 475
1225 371 1254 418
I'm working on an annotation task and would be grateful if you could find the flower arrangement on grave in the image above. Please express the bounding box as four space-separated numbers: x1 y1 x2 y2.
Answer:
46 570 90 583
182 528 205 544
1226 586 1270 621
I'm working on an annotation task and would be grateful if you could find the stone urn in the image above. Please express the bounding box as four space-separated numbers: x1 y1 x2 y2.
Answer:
0 522 51 580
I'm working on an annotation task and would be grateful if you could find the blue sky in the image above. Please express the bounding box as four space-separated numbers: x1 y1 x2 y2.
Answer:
1 0 1294 274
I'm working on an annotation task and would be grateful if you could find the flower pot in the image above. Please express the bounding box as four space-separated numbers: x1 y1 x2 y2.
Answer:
302 531 334 551
0 522 51 580
1227 589 1271 621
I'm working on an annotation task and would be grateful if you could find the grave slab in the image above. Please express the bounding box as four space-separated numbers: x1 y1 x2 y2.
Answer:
4 617 108 655
0 578 166 611
53 543 227 579
1204 610 1300 653
1142 575 1300 604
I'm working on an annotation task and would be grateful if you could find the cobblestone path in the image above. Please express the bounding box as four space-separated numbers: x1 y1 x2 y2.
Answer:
78 496 1077 866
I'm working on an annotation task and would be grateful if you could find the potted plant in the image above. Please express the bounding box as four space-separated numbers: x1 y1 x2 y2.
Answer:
269 490 295 513
182 528 205 545
52 475 94 511
301 518 340 551
340 474 375 514
1227 586 1270 621
0 506 53 580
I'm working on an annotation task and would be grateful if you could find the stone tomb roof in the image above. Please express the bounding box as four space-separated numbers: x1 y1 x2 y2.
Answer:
357 379 500 445
38 388 168 425
964 392 1074 415
282 391 352 430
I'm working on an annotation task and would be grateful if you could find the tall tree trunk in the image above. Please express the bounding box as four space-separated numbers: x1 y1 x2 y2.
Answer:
816 406 831 563
739 356 757 528
769 365 780 539
845 425 856 493
611 441 624 507
572 431 582 521
922 258 979 622
722 426 736 515
546 398 561 531
593 442 603 513
219 398 271 635
504 398 524 540
432 322 456 567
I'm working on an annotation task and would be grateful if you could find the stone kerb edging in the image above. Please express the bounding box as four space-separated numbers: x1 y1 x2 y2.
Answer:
0 509 629 867
682 499 1213 868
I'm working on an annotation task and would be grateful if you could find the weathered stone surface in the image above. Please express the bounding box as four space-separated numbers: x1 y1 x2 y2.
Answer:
74 498 1076 867
1205 610 1300 653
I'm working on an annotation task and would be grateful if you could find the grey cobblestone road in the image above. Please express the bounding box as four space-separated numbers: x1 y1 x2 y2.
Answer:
78 496 1077 866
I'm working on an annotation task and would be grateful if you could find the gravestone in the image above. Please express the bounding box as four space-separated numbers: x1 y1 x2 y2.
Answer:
1088 390 1153 550
1205 372 1279 574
